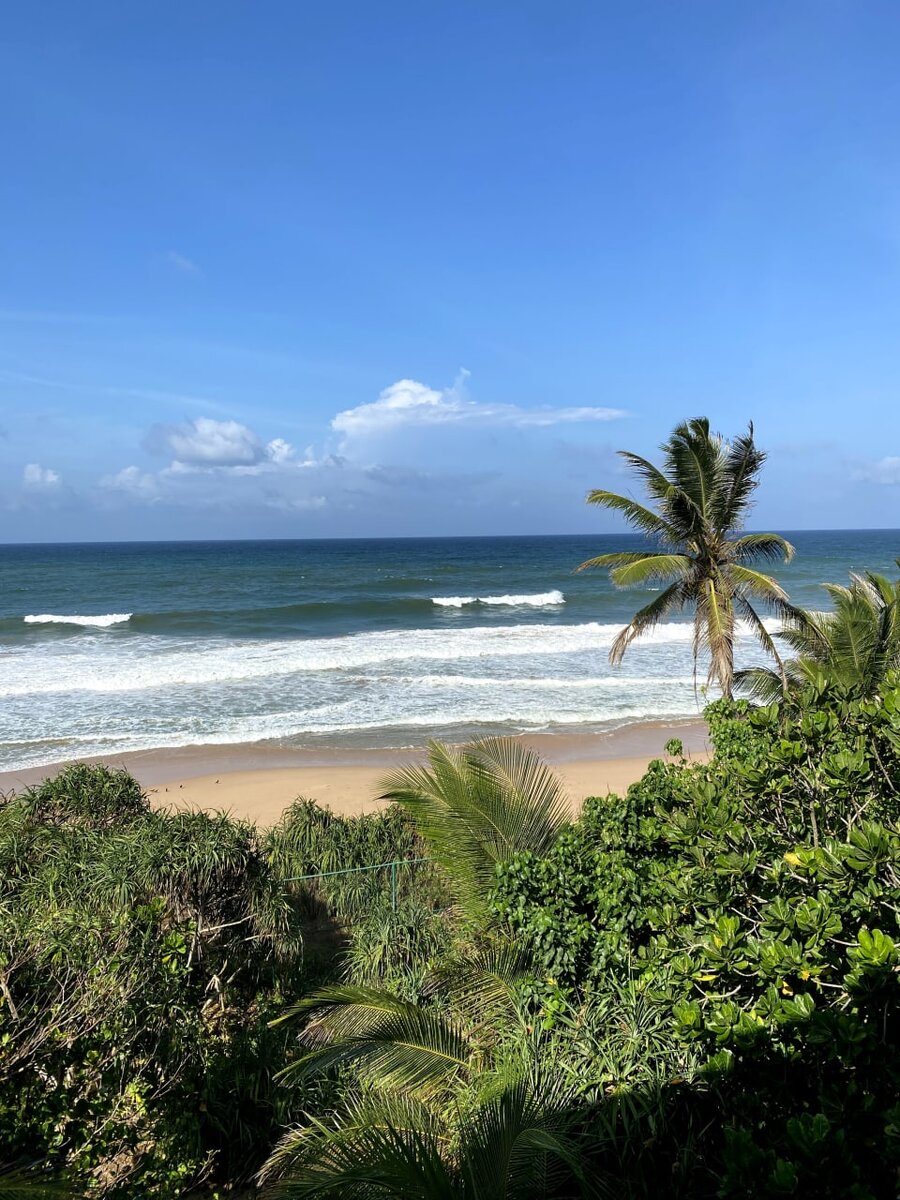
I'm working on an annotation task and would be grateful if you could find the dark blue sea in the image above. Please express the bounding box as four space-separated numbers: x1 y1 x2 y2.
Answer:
2 531 898 770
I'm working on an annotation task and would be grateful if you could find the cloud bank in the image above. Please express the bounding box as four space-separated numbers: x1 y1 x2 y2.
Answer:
54 372 625 528
332 375 626 447
144 417 297 469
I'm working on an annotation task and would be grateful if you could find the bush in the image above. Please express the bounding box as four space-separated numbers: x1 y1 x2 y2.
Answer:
0 768 349 1196
493 676 900 1196
15 762 149 830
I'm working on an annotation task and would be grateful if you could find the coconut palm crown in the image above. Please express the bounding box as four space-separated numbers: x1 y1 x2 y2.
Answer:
577 418 795 699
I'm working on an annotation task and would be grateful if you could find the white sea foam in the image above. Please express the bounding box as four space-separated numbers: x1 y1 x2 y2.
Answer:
1 619 777 698
432 590 565 608
0 617 778 771
23 613 132 628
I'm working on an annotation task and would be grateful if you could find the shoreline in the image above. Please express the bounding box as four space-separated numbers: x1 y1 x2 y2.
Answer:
0 718 709 824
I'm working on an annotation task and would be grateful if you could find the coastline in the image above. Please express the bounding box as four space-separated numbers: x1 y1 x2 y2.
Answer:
0 717 709 824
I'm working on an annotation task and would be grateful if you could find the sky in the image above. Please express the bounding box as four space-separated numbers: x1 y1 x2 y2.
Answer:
2 1 900 542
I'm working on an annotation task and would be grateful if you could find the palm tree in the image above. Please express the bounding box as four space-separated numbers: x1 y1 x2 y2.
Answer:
577 418 795 699
735 566 900 702
379 738 571 924
259 739 698 1198
259 740 595 1199
260 948 596 1198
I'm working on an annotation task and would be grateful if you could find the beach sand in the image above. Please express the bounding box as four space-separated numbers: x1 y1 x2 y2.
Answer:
0 720 709 826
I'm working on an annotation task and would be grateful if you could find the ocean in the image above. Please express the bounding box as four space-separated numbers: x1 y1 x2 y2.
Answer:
2 531 898 772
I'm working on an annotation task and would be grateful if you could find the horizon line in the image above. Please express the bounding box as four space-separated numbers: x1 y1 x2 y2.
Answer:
2 527 900 549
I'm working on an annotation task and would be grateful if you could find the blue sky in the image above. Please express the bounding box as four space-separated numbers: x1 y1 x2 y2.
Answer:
2 1 900 541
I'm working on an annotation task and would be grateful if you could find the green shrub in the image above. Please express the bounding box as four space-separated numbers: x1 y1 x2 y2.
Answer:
493 677 900 1196
264 797 446 922
15 762 149 830
0 768 310 1196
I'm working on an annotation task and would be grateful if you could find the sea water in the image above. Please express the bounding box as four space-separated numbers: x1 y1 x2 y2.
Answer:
1 531 898 771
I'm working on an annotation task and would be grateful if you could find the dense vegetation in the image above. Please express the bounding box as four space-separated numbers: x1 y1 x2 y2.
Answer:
0 770 440 1196
3 672 899 1197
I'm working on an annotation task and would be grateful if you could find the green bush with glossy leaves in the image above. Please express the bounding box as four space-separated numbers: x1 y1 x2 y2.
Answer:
493 676 900 1197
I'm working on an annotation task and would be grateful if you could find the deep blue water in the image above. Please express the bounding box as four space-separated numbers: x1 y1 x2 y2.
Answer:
2 531 898 769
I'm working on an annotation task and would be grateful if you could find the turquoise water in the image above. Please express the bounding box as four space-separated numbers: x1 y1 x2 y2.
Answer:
2 531 898 769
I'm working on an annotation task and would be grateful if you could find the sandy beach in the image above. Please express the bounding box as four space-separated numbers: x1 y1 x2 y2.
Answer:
0 719 709 826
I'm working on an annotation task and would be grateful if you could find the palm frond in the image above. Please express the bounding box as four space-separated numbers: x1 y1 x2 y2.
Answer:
608 554 692 588
277 985 470 1092
615 451 681 508
261 1083 601 1200
730 532 795 564
576 552 691 586
576 550 671 572
260 1093 452 1198
735 597 785 685
609 581 685 667
459 1082 601 1199
695 575 735 694
662 418 723 524
734 666 792 704
717 425 766 528
380 739 569 919
426 941 533 1030
775 609 833 659
262 1109 456 1199
728 563 789 605
584 490 680 542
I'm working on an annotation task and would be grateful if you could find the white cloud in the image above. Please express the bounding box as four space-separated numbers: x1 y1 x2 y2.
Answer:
266 437 295 464
96 370 620 520
23 463 61 489
100 465 159 500
165 250 201 275
860 456 900 484
331 374 627 445
147 418 265 466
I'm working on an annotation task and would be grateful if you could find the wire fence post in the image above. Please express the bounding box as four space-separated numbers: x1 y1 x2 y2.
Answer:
390 860 398 912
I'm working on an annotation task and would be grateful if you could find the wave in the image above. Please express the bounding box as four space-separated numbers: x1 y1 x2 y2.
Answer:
0 618 777 698
432 590 565 608
23 613 133 628
3 613 767 769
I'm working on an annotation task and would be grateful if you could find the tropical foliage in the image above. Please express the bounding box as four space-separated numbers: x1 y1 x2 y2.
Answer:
493 681 900 1196
5 631 900 1197
578 417 795 696
379 738 571 922
736 565 900 702
260 741 585 1198
266 683 900 1198
0 769 436 1196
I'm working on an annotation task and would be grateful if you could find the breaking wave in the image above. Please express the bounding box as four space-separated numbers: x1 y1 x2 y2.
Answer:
432 590 565 608
23 613 133 628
